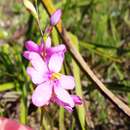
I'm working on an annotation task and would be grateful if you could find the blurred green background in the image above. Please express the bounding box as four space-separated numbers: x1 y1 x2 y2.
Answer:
0 0 130 130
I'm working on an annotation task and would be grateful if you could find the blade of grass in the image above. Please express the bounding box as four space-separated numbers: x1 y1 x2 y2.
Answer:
19 91 27 124
52 28 60 45
0 82 15 92
18 53 28 124
59 107 64 130
113 64 130 106
69 32 86 130
80 41 121 63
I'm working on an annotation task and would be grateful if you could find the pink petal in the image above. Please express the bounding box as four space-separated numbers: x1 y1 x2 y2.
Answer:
59 75 75 90
45 37 51 48
32 82 52 107
25 40 39 52
50 9 62 26
54 85 74 107
52 96 73 112
45 44 66 64
64 105 73 112
71 95 82 105
27 67 47 84
0 117 33 130
28 52 48 74
48 53 64 73
23 51 48 74
49 44 66 54
23 51 30 60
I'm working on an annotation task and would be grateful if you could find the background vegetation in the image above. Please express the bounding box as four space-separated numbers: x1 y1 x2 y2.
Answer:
0 0 130 129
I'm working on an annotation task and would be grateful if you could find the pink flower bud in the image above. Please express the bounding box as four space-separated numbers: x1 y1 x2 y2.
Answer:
71 95 82 105
50 9 62 26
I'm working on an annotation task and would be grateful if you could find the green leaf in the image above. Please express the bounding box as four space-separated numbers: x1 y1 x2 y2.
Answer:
69 32 86 130
0 82 15 92
19 84 27 124
23 0 38 21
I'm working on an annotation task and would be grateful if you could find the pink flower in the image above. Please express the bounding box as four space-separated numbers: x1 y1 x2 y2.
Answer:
0 117 33 130
26 52 81 111
50 9 62 26
23 37 66 63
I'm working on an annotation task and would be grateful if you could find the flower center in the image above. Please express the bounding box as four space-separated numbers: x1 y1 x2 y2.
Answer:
50 73 61 80
42 51 47 59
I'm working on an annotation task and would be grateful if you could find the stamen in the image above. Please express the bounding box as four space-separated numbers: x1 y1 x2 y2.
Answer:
51 73 61 80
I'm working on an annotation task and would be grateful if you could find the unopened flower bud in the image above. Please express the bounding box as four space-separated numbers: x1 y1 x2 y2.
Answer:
50 9 62 26
71 95 82 105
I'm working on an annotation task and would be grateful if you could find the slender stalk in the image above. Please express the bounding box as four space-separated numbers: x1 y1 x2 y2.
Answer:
19 53 28 124
59 107 64 130
35 0 44 37
40 108 44 130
